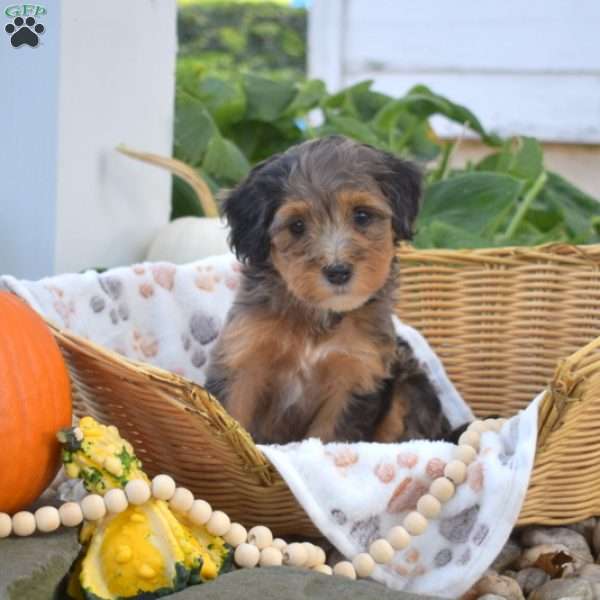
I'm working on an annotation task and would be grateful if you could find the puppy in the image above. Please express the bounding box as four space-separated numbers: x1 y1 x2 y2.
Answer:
205 135 452 445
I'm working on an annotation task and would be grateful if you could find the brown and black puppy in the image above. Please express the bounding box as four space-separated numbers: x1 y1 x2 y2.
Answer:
205 135 452 445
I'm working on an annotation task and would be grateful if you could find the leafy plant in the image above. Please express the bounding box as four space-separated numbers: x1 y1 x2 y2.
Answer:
177 1 306 81
172 70 600 247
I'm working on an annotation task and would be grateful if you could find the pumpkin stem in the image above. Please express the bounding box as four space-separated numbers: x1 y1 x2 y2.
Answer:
116 145 219 218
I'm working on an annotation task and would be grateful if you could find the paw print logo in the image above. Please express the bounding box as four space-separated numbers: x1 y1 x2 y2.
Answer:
5 16 45 48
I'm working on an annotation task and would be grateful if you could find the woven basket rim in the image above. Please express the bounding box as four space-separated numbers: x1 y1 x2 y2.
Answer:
399 242 600 266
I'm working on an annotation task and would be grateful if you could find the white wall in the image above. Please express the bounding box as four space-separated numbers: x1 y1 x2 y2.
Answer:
0 0 176 279
309 0 600 143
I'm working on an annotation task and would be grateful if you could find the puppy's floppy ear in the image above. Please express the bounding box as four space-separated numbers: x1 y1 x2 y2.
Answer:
372 151 422 241
221 153 290 265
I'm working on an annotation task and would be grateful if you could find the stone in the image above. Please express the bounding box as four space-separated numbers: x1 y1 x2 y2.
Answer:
491 537 521 572
518 543 576 576
520 526 593 566
593 520 600 558
168 567 441 599
467 573 524 600
514 567 549 596
0 528 80 600
567 517 596 546
529 578 600 600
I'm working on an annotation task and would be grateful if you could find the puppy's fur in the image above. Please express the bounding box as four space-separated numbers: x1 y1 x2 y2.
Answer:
206 135 452 444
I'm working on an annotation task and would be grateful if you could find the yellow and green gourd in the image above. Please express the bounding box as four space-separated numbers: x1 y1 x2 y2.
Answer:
58 417 233 600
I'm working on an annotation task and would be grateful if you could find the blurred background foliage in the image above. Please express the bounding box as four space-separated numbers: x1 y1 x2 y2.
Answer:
172 0 599 248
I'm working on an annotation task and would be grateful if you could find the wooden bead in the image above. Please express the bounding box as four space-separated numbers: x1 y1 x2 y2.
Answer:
496 418 508 430
272 538 287 551
429 477 455 502
59 502 83 527
313 546 326 567
369 538 394 564
224 522 247 547
104 488 129 514
333 561 356 579
12 511 36 536
151 474 176 501
259 547 283 567
35 506 60 533
206 510 231 536
247 525 273 549
416 494 442 519
0 513 11 538
125 479 151 505
187 499 212 526
387 526 411 550
485 417 506 432
169 487 194 513
314 564 333 575
353 553 375 578
403 511 428 536
467 419 489 433
458 430 480 450
301 543 320 568
444 460 467 484
81 494 107 521
234 542 260 568
455 444 477 465
283 542 307 567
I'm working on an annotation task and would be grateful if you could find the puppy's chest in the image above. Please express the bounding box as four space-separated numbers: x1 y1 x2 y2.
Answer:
273 328 388 412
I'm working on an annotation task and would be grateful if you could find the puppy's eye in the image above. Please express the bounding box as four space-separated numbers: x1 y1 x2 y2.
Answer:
353 208 373 227
288 219 306 236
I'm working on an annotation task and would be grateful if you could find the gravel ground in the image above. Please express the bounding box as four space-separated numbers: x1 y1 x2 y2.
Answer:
3 520 600 599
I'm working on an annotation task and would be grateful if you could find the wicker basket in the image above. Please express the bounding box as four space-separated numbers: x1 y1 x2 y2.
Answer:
49 243 600 537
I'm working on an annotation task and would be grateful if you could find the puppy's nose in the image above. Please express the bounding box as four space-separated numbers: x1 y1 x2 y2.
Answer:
322 263 353 286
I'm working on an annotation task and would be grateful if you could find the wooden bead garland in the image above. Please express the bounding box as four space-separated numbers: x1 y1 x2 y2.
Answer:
0 416 501 583
224 522 247 547
169 487 195 513
0 513 11 538
333 561 356 579
234 542 260 568
104 488 128 514
248 525 273 549
34 506 60 533
369 539 394 564
259 547 283 567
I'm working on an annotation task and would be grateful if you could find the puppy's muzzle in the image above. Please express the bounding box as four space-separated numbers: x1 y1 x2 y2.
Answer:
322 263 353 286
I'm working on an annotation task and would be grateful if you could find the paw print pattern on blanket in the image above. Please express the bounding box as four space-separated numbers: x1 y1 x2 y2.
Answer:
46 285 76 328
97 274 130 326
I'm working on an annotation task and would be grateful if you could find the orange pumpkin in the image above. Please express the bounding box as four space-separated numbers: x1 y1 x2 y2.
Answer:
0 291 72 513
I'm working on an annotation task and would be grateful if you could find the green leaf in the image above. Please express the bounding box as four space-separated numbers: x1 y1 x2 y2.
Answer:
508 137 544 181
195 75 246 128
317 114 384 148
418 173 524 236
284 79 327 116
243 74 296 122
539 172 600 241
202 135 251 184
322 80 391 121
226 119 303 163
174 94 218 166
403 85 500 146
414 221 489 249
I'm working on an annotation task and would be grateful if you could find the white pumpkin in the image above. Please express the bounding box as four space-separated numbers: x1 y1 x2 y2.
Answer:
146 217 231 263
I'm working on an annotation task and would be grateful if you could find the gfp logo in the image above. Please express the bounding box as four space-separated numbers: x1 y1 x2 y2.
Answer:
4 4 46 47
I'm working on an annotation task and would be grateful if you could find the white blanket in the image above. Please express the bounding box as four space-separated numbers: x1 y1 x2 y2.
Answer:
0 255 539 597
